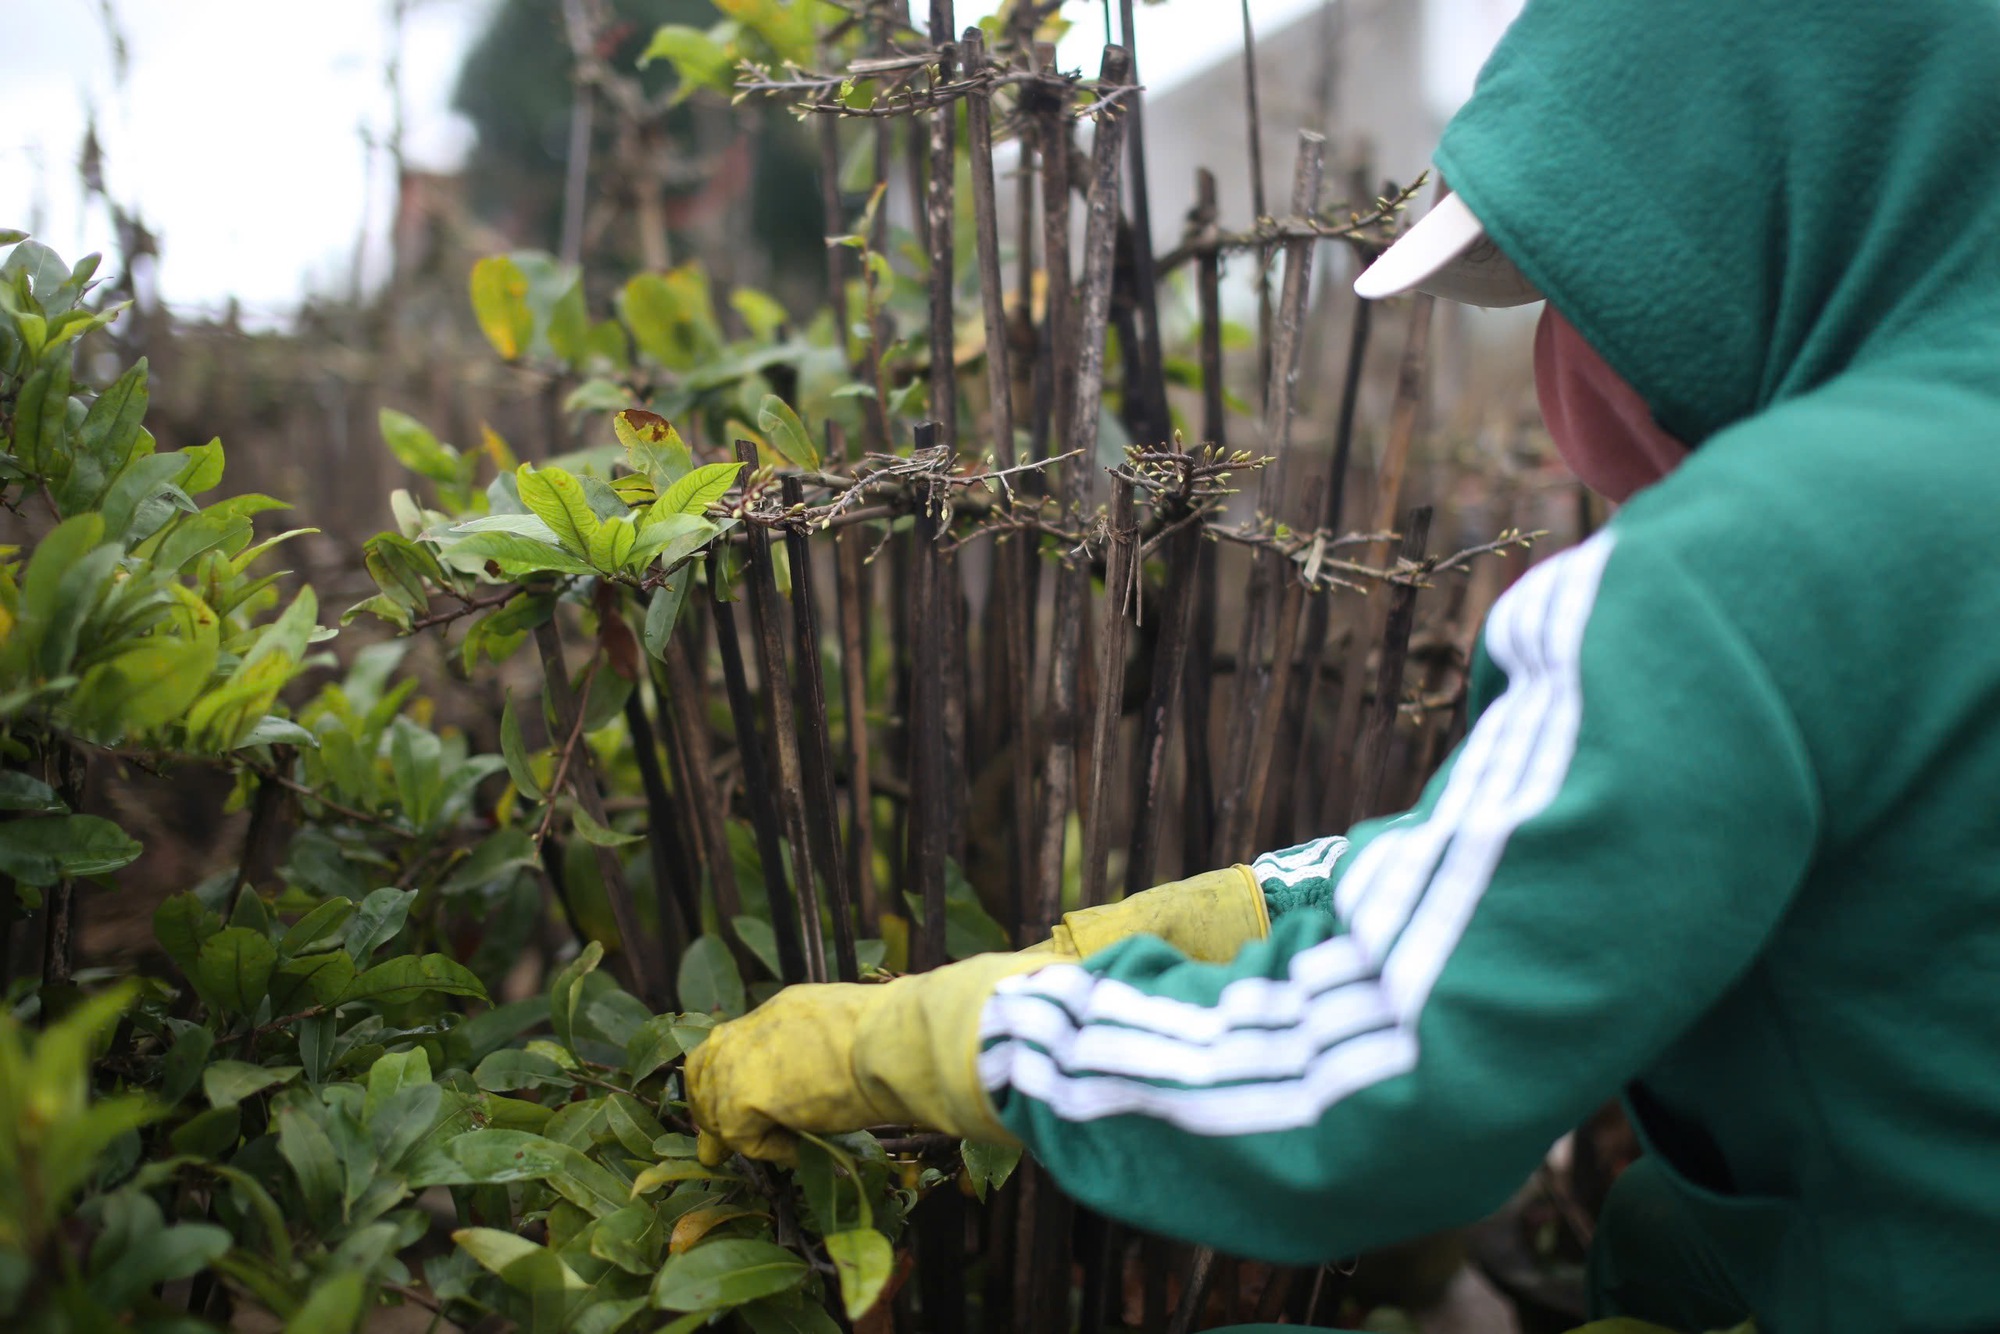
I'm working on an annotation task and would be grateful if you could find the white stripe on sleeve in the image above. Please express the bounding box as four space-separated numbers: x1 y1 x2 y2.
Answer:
979 532 1616 1136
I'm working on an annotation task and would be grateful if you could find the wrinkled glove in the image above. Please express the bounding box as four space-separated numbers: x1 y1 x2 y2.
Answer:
686 952 1051 1165
1019 865 1269 962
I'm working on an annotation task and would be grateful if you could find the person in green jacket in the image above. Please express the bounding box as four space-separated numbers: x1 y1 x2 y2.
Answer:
688 0 2000 1329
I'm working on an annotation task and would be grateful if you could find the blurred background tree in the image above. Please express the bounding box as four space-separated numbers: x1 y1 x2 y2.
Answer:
452 0 828 303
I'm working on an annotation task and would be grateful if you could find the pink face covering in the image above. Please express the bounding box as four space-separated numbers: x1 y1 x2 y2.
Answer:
1534 306 1690 502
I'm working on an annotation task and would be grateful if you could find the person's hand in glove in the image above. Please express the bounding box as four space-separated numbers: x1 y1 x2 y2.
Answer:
1020 865 1269 962
685 952 1052 1165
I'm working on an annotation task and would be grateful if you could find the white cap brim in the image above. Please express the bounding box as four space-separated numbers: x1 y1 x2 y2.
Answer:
1353 191 1543 308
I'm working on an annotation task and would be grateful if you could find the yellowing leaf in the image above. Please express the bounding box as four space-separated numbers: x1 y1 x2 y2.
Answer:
470 255 533 361
729 287 788 340
630 1159 738 1197
669 1206 768 1255
615 409 693 485
480 423 518 472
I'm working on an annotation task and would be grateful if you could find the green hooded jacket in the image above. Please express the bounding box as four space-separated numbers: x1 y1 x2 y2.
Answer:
975 2 2000 1330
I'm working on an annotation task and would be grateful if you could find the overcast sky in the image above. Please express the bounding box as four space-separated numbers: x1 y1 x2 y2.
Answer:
0 0 1511 317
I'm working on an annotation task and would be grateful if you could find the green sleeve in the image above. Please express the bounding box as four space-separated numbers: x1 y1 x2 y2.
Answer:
978 530 1821 1263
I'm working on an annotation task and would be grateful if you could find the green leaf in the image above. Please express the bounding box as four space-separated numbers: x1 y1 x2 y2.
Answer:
454 1227 590 1311
736 1294 843 1334
236 715 317 749
960 1139 1022 1202
677 936 745 1017
341 953 489 1006
445 1128 572 1183
379 407 462 483
283 1271 367 1334
547 280 590 365
470 255 534 361
449 530 598 577
242 587 321 673
345 886 416 962
729 916 782 979
452 996 549 1068
619 274 696 370
12 358 71 474
364 1046 433 1119
0 814 142 887
0 772 64 812
68 634 218 739
170 1103 243 1158
154 893 221 976
363 532 441 616
184 652 297 753
501 692 546 800
572 808 642 848
203 1060 301 1108
573 1298 657 1334
389 716 444 828
277 1105 342 1220
622 1015 684 1082
903 862 1011 960
589 1204 662 1276
637 24 735 99
650 1238 808 1312
98 451 192 542
643 576 691 661
756 395 820 470
159 1022 214 1104
791 1136 842 1236
586 513 639 573
450 511 564 540
279 897 356 955
440 827 539 895
626 512 717 575
370 1082 447 1175
652 461 744 518
516 464 600 556
177 438 225 495
823 1228 894 1321
603 1092 667 1157
8 512 104 677
68 358 149 508
473 1049 575 1093
565 376 633 413
269 950 355 1012
194 927 277 1015
729 288 789 341
668 1012 717 1055
549 939 604 1056
92 1214 232 1312
552 1156 636 1218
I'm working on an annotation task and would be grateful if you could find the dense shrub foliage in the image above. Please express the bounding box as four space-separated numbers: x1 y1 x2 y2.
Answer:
0 192 1015 1333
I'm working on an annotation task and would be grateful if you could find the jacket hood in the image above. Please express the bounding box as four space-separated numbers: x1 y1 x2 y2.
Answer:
1434 0 2000 446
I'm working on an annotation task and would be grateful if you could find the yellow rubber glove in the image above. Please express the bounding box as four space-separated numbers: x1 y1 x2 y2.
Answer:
685 952 1051 1165
1018 865 1269 962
